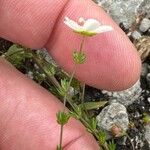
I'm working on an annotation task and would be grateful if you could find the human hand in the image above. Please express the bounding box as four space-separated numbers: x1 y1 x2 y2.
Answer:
0 0 141 149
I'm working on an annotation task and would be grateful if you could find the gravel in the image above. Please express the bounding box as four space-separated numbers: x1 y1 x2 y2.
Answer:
96 0 145 28
96 0 150 31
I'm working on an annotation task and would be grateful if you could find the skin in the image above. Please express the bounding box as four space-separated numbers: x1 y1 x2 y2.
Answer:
0 0 141 149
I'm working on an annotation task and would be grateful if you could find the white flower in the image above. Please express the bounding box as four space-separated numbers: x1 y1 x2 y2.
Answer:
64 17 113 36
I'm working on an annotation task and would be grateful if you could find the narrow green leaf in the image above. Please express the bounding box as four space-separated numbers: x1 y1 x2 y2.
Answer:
79 101 108 110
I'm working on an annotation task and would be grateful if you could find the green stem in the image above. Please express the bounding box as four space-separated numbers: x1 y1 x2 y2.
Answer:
63 35 85 107
81 83 85 104
58 36 86 149
63 65 76 107
79 36 85 53
59 125 64 149
58 66 76 150
29 50 61 89
64 35 85 107
79 35 86 104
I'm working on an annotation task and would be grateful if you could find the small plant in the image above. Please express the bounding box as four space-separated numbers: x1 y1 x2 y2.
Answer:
2 44 32 68
98 131 107 146
56 111 70 149
143 113 150 125
56 16 113 150
107 140 116 150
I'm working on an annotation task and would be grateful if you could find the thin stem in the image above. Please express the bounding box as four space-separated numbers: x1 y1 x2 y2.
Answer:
58 36 86 149
64 35 85 106
59 65 76 150
29 50 61 89
81 83 85 104
103 142 109 150
79 36 85 52
79 35 86 104
63 65 77 107
59 125 64 149
58 68 76 150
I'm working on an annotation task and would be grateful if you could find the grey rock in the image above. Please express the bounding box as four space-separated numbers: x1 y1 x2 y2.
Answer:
141 63 149 77
102 80 142 106
36 49 54 63
147 97 150 104
146 73 150 88
96 102 129 134
96 0 145 28
139 18 150 32
26 71 34 79
144 124 150 147
131 30 142 40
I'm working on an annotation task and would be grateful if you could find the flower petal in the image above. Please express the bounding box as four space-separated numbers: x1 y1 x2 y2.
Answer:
64 17 81 31
93 25 113 33
83 19 101 31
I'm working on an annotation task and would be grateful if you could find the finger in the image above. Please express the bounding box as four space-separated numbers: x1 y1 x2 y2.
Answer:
46 0 141 90
0 0 141 90
0 0 68 48
0 58 99 150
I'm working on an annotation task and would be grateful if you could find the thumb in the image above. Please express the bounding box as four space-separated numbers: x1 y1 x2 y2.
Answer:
0 0 141 90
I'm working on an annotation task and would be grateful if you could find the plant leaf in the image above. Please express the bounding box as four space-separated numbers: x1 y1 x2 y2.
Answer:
79 101 108 110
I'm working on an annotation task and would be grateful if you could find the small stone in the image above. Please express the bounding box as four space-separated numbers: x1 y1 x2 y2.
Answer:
68 87 78 97
36 49 57 65
131 30 141 40
134 111 141 119
139 18 150 32
146 73 150 87
147 28 150 36
96 102 129 136
26 71 34 79
147 97 150 104
141 63 149 77
144 124 150 147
